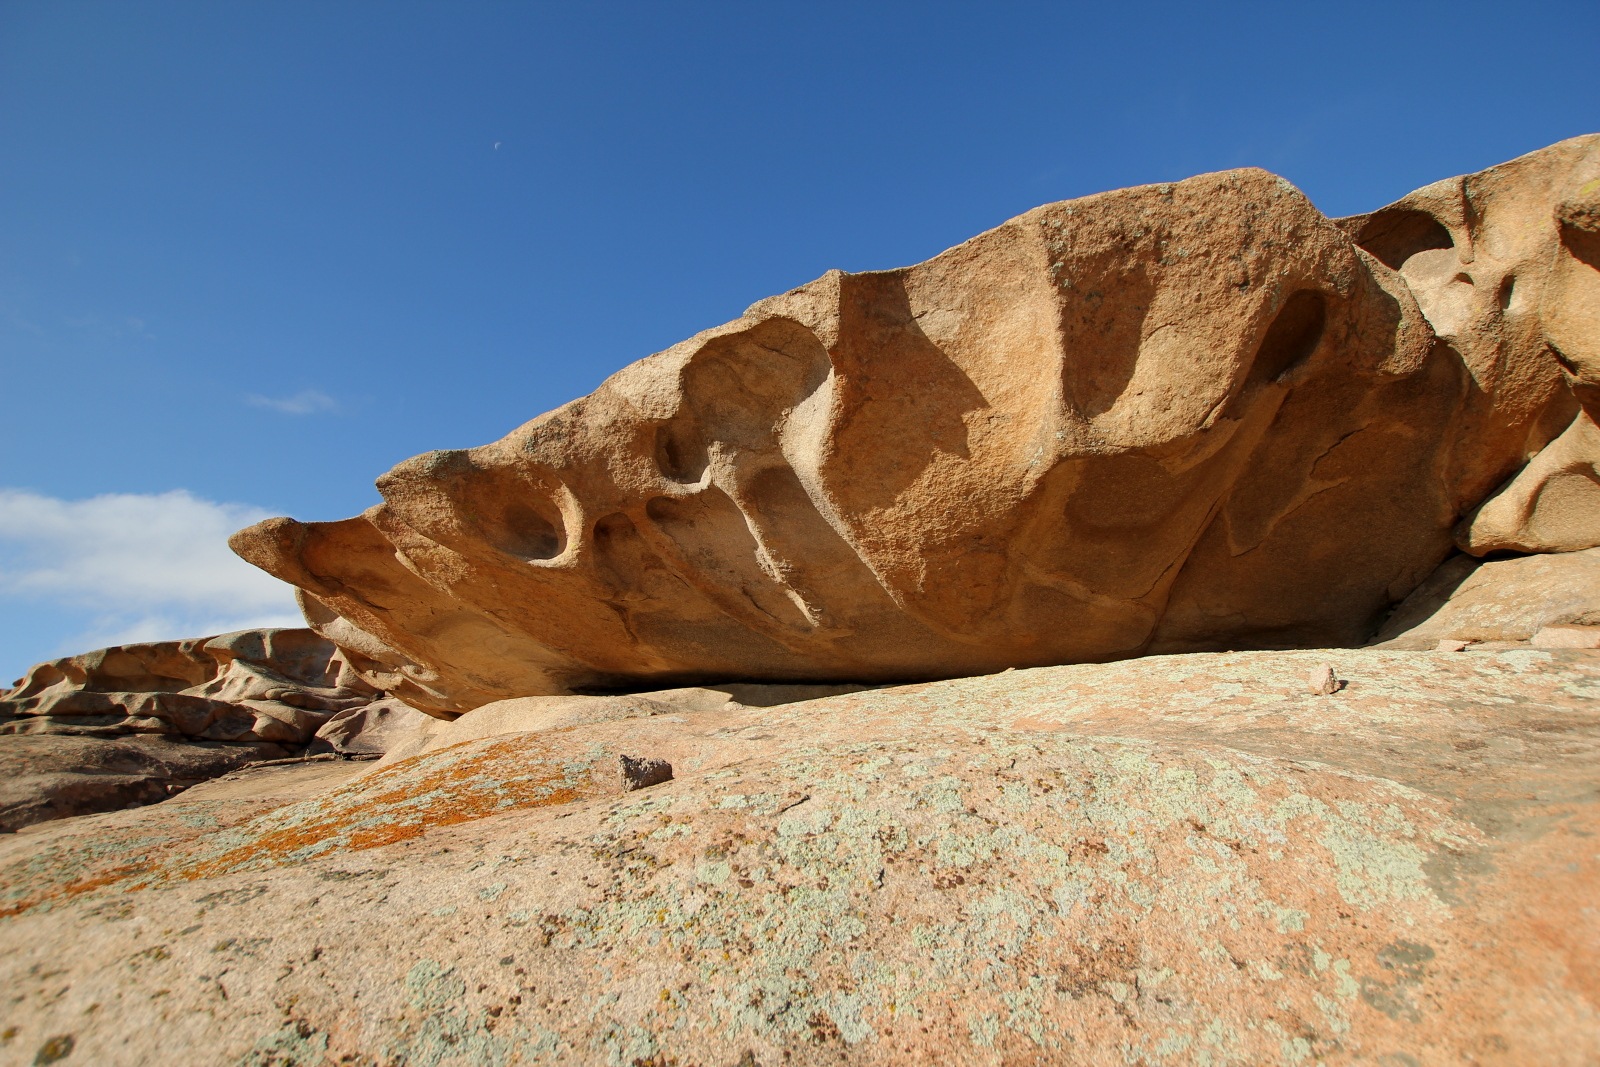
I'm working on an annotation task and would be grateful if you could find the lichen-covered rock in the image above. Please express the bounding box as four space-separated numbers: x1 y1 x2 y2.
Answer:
1 647 1595 1064
232 137 1600 711
0 628 380 744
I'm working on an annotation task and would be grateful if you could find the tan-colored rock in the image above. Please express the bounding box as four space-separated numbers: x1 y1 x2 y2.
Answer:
1307 662 1341 694
1459 408 1600 553
1372 545 1600 648
307 696 435 757
1348 134 1600 557
162 757 366 808
1435 638 1470 652
0 733 289 832
366 682 877 769
228 138 1599 711
1531 623 1600 648
2 647 1596 1064
0 628 379 744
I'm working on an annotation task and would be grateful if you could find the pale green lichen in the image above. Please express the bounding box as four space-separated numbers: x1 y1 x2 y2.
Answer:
236 1022 328 1067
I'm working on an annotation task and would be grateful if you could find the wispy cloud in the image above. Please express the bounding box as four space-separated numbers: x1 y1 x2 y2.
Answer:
247 389 338 416
0 488 304 667
61 313 155 340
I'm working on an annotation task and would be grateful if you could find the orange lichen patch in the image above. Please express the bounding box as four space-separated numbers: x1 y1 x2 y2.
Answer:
2 863 149 919
165 733 616 882
0 733 621 919
0 857 158 919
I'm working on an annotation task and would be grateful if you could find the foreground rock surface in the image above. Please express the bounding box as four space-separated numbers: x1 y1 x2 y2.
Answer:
232 135 1600 710
1 648 1594 1064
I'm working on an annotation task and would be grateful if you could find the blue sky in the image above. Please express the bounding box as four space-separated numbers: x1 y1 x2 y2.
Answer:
2 0 1597 682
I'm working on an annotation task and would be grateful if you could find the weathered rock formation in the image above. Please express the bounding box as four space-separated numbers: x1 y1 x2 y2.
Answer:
0 629 416 829
230 136 1600 714
3 646 1596 1063
0 629 379 744
0 733 290 833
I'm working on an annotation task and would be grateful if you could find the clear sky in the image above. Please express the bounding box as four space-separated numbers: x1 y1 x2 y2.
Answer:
2 0 1597 683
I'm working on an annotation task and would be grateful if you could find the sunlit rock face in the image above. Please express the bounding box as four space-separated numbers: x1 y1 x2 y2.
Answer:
231 137 1599 714
0 629 377 743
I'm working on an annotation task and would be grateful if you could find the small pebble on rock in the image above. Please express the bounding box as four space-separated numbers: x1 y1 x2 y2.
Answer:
1308 664 1341 695
619 754 673 791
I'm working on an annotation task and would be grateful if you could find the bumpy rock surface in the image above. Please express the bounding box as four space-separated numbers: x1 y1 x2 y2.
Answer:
231 136 1600 711
1 647 1595 1064
0 629 380 745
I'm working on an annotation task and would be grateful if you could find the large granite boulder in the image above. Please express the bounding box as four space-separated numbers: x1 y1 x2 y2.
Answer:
2 646 1595 1063
229 137 1600 714
1337 135 1600 556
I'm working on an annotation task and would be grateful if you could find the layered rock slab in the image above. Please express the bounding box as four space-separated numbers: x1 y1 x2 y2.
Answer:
1 648 1595 1064
1373 545 1600 649
0 733 290 833
232 136 1600 710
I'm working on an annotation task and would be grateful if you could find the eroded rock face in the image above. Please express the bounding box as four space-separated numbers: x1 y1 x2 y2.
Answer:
1337 134 1600 555
232 137 1600 711
1 648 1595 1064
0 629 379 745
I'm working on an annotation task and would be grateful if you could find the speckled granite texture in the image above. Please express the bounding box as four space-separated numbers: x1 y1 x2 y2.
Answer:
0 647 1595 1065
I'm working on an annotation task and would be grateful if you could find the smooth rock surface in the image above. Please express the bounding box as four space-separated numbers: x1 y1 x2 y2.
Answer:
367 683 875 769
308 697 436 757
1373 546 1600 649
1532 624 1600 649
0 734 289 832
230 136 1600 710
1 648 1595 1064
1460 410 1600 553
164 757 367 808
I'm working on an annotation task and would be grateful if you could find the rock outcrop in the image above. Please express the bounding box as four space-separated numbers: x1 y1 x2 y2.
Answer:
0 629 380 745
0 733 290 833
305 697 437 758
231 136 1600 713
1372 545 1600 649
2 646 1595 1064
0 629 409 829
1337 137 1600 556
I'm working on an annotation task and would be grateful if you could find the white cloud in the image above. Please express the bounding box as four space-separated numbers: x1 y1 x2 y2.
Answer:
66 610 307 654
247 389 338 415
0 488 305 658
